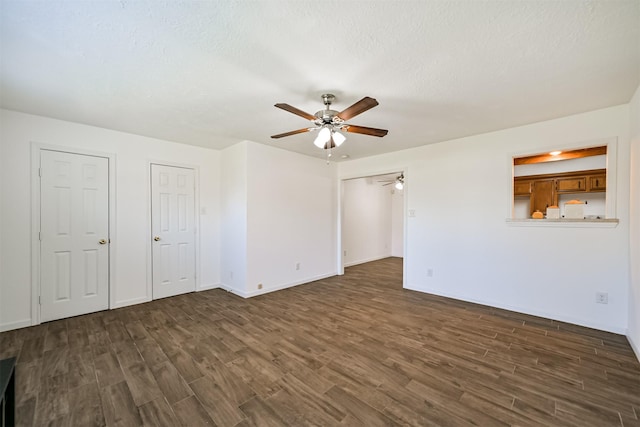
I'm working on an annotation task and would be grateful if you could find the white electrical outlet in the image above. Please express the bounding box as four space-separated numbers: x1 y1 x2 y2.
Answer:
296 262 300 270
427 268 434 277
596 292 608 304
408 209 416 217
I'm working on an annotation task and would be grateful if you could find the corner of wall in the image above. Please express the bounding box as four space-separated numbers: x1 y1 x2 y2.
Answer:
628 83 640 362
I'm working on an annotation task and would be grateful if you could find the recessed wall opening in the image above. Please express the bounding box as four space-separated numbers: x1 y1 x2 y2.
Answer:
511 141 617 221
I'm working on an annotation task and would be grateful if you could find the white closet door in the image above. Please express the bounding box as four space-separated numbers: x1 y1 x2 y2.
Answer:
151 164 196 299
40 150 109 322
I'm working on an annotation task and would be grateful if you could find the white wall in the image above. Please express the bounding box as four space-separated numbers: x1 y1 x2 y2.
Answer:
342 177 392 266
339 104 631 334
220 141 248 295
391 189 404 257
629 85 640 359
0 109 221 331
245 142 336 296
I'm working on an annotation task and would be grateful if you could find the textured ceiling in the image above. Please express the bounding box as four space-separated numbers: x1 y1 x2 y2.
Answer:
1 1 639 161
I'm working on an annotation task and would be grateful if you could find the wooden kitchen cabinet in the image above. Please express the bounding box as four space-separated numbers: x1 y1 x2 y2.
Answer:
531 180 555 215
589 174 606 191
514 168 605 217
557 177 586 193
514 180 532 195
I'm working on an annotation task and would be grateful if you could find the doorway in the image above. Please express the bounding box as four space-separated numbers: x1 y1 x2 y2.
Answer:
150 164 196 299
339 171 405 283
38 149 111 322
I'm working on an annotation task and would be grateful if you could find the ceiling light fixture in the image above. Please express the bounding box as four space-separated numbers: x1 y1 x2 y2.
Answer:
395 174 404 190
313 127 331 148
549 151 562 156
332 130 346 146
313 125 346 149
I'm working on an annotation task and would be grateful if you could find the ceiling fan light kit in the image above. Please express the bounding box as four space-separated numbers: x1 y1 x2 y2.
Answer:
380 173 404 190
271 93 388 156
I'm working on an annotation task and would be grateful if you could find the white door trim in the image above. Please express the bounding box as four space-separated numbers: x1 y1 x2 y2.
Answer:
146 160 200 301
30 142 117 325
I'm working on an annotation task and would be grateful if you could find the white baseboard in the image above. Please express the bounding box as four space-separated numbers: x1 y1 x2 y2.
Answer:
404 284 627 335
112 296 151 309
0 318 33 332
218 283 246 297
197 283 220 292
344 254 391 268
245 272 336 298
218 273 337 299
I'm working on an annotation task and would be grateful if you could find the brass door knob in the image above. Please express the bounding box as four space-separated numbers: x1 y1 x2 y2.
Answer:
154 236 161 241
99 239 107 245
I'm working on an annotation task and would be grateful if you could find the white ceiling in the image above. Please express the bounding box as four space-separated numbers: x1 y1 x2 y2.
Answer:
1 1 639 161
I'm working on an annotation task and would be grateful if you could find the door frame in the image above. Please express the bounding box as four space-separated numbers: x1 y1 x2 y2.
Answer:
30 143 117 326
337 167 409 288
146 161 200 300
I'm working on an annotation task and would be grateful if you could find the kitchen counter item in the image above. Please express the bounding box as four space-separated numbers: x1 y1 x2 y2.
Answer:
565 201 585 219
546 206 560 219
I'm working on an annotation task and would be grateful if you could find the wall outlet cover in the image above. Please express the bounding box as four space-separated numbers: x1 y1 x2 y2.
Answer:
596 292 608 304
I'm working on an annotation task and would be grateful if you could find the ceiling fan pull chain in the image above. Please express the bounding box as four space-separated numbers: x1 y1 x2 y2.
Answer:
326 147 333 164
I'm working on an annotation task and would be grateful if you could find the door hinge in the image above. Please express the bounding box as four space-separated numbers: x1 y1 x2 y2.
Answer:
38 296 41 305
38 231 41 241
38 168 42 177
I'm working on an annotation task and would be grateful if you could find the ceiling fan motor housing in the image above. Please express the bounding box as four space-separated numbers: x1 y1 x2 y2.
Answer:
314 109 341 124
316 94 343 125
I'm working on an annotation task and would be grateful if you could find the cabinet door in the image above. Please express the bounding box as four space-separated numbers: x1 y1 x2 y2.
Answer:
514 180 531 195
531 179 555 216
589 174 606 191
557 177 586 192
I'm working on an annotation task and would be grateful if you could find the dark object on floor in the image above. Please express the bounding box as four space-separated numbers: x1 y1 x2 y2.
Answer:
0 357 16 427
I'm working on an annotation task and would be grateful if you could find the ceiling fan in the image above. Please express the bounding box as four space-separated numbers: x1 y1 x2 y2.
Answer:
271 94 388 150
379 173 404 189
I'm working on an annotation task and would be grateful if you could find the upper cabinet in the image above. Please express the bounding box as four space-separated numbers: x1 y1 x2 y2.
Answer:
513 180 532 196
514 169 606 216
556 176 586 193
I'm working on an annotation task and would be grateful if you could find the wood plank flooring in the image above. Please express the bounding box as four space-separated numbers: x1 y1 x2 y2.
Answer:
1 257 639 426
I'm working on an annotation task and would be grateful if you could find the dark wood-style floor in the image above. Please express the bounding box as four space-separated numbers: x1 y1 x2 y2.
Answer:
1 257 639 426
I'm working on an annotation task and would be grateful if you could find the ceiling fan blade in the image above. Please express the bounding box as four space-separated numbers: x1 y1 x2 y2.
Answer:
345 125 389 137
274 103 316 121
271 128 312 139
337 97 379 121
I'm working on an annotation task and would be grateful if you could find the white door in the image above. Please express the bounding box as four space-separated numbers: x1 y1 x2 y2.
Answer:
40 150 110 322
151 164 196 299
